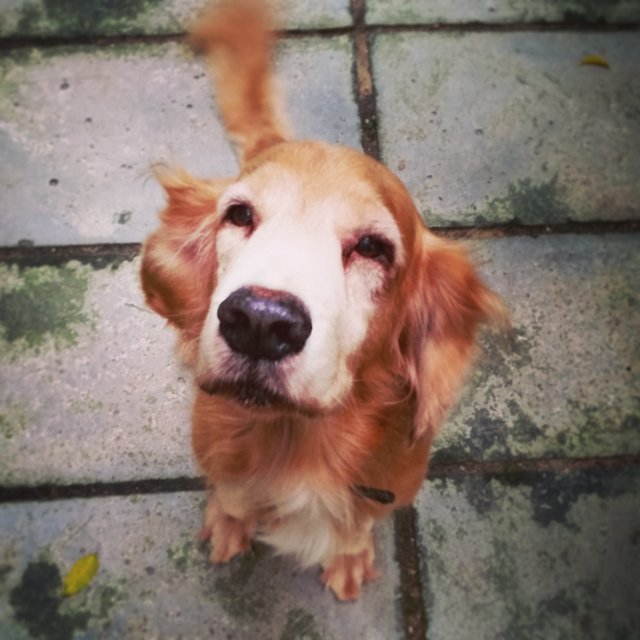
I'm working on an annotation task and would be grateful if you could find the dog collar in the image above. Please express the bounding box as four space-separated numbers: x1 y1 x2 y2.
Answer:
352 485 395 505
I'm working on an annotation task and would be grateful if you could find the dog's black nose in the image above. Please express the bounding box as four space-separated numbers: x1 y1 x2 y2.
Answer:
217 287 312 361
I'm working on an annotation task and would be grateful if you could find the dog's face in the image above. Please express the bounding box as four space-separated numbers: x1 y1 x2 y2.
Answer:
142 140 502 437
197 142 407 412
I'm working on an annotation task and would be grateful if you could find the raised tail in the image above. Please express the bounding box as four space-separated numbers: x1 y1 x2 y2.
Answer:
189 0 291 166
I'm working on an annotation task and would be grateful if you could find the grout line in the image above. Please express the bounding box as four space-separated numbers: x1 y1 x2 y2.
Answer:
0 476 205 504
428 454 640 480
1 20 637 52
430 219 640 240
367 21 640 34
0 32 184 51
0 27 352 51
349 0 381 159
1 455 637 505
0 243 141 268
1 220 638 267
394 507 429 640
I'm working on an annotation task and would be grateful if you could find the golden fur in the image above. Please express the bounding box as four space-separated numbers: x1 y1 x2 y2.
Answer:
141 0 505 600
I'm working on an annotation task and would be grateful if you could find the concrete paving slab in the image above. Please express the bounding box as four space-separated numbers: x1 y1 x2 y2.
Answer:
1 234 638 486
0 0 352 37
415 466 640 640
0 258 197 486
435 234 640 463
367 0 640 25
373 32 640 227
0 492 403 639
0 36 359 246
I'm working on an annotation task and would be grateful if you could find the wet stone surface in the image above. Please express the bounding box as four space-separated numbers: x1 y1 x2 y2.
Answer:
0 258 197 486
0 36 359 246
415 466 640 640
0 492 402 640
373 32 640 227
0 1 639 637
434 234 640 462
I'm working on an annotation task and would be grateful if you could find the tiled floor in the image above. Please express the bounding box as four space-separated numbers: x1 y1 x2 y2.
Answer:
1 1 639 638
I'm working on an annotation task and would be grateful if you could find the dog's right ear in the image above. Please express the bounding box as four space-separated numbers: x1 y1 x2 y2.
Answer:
393 233 507 444
189 0 291 166
141 167 229 351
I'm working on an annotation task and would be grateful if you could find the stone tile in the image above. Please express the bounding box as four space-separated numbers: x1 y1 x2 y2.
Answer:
433 234 640 463
367 0 640 25
0 36 359 246
415 466 640 640
373 32 640 226
0 492 402 639
0 0 352 37
0 258 197 485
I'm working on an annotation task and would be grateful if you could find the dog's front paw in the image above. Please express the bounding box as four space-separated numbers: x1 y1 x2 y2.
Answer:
321 547 380 601
201 494 256 563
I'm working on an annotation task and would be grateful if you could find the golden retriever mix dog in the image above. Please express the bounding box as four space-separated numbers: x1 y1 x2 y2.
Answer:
141 0 504 600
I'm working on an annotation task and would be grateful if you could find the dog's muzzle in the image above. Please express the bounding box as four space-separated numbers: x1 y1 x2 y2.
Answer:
217 286 312 361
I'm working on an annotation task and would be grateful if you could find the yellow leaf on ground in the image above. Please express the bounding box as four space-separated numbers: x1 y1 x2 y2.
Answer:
580 54 610 69
62 553 99 596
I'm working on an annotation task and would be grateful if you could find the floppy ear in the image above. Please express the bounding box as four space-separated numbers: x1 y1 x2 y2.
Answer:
397 233 506 442
141 167 229 359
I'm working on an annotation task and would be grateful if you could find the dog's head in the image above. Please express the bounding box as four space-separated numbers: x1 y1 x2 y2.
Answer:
142 140 504 439
142 0 504 440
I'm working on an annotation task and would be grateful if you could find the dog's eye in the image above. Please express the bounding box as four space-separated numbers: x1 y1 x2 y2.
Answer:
224 203 254 228
353 234 394 265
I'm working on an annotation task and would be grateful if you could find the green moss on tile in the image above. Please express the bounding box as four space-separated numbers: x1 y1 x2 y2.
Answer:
16 0 165 37
9 560 90 640
69 395 105 414
451 475 499 516
556 398 640 457
0 404 30 441
538 589 578 617
0 563 13 585
0 263 94 357
476 326 535 389
211 545 269 620
279 608 327 640
167 535 197 575
428 520 448 546
487 537 540 638
556 0 629 22
529 467 633 528
482 175 572 225
94 583 125 619
507 400 545 444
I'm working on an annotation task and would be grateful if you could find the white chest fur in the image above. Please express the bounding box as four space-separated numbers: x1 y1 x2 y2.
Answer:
256 481 361 567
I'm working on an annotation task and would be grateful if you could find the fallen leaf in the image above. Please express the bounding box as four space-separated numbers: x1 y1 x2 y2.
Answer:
62 553 99 597
580 54 610 69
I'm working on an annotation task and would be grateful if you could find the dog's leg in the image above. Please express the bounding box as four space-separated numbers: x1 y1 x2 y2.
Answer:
320 525 380 601
201 488 256 564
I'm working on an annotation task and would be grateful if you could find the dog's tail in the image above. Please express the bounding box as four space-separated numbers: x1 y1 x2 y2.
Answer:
189 0 291 165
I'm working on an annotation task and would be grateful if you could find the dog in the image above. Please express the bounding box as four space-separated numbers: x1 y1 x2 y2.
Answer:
140 0 505 600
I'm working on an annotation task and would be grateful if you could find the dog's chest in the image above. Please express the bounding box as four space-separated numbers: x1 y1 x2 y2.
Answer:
255 480 351 566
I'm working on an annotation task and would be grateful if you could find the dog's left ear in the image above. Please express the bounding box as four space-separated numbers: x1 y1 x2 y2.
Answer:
141 167 229 354
395 233 507 442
